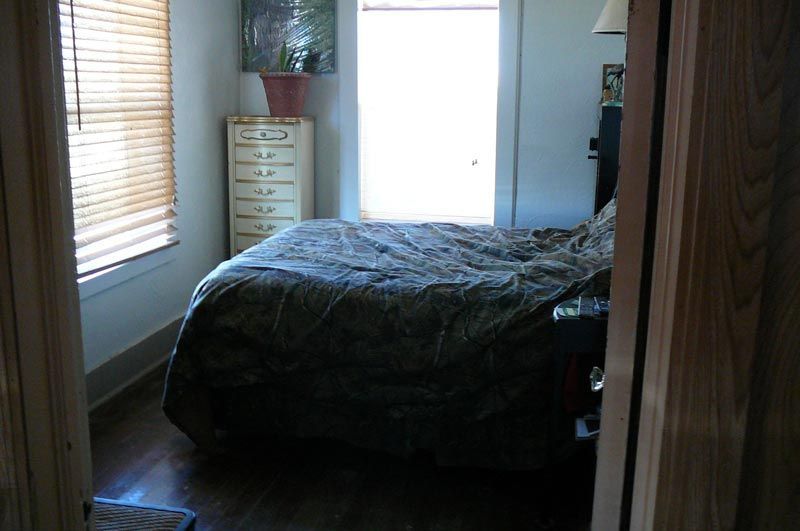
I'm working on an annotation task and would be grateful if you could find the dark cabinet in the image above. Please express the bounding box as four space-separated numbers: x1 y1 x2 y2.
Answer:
589 103 622 214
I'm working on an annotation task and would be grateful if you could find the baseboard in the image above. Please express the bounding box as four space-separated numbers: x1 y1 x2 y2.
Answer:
86 317 184 411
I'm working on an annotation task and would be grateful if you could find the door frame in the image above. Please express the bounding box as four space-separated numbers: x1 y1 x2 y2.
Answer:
0 0 93 529
9 0 786 528
591 0 672 529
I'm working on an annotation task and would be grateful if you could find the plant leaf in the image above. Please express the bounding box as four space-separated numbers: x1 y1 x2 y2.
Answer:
278 42 288 72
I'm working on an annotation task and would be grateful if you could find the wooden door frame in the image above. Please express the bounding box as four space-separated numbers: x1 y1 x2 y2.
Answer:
7 0 792 529
0 0 93 529
592 0 671 528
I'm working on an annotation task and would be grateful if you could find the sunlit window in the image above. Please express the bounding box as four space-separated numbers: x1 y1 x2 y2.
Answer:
359 1 499 223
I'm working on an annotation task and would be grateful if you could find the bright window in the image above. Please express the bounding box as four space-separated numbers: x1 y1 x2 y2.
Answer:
59 0 177 278
359 1 499 223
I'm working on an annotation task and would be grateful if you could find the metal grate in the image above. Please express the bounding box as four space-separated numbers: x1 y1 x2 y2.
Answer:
94 498 195 531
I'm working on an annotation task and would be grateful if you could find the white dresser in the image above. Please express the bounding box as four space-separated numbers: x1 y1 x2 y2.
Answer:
226 116 314 255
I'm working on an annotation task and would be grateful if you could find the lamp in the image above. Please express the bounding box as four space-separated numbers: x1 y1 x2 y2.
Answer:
592 0 628 34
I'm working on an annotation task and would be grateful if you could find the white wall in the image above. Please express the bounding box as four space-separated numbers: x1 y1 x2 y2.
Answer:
513 0 625 228
239 1 624 227
241 73 341 219
80 0 240 373
238 0 357 220
80 0 623 373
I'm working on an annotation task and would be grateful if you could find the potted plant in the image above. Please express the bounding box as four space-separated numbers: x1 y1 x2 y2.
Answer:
259 43 320 117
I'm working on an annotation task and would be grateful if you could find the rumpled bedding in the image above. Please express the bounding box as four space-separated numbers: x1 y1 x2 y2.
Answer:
163 200 616 469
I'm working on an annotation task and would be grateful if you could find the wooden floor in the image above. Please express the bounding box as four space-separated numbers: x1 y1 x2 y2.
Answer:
90 365 595 530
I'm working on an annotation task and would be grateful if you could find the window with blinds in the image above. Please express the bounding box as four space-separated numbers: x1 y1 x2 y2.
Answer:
59 0 177 278
359 0 499 223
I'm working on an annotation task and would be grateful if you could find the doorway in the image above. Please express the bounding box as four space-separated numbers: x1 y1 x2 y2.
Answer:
0 1 676 531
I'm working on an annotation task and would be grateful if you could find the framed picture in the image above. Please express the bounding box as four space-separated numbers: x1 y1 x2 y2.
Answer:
241 0 336 73
601 63 625 102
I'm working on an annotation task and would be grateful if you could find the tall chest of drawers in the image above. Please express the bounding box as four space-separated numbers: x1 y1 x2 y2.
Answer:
226 116 314 255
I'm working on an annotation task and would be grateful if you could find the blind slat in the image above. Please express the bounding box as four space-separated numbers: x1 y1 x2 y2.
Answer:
73 173 173 203
72 177 173 209
74 195 174 229
66 109 173 126
68 126 172 147
64 82 172 93
68 152 173 179
68 143 173 169
70 161 172 189
74 207 174 247
60 0 175 277
64 50 171 67
76 217 176 263
77 233 178 278
61 20 170 45
61 2 169 25
63 58 170 75
62 38 170 57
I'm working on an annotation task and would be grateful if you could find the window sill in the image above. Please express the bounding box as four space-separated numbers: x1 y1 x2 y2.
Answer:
78 244 178 301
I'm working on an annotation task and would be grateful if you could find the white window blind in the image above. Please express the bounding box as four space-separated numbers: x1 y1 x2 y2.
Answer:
359 3 498 223
59 0 177 278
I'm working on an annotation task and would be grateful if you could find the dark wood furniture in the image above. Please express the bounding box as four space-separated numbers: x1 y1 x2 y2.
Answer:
589 103 622 214
551 297 609 439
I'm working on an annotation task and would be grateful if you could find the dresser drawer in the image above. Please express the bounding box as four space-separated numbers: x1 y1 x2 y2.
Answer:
234 124 294 145
235 146 294 165
235 200 295 218
235 182 294 201
235 217 295 236
235 234 267 252
235 163 295 182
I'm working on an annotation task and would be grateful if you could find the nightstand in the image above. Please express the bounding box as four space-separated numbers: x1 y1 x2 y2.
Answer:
552 296 609 440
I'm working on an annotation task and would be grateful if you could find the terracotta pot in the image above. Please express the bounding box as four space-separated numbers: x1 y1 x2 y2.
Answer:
259 72 311 117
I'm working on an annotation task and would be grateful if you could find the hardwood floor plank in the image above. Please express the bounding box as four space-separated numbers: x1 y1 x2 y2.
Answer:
90 365 594 530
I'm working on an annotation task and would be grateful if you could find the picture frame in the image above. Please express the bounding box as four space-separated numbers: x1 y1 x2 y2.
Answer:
601 63 625 102
241 0 336 73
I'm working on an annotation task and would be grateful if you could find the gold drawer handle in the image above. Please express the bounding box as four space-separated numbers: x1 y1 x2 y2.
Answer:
255 205 276 214
254 187 275 196
255 168 276 177
255 223 276 232
254 151 276 160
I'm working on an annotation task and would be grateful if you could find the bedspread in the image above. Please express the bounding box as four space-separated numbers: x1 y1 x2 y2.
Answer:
163 201 616 469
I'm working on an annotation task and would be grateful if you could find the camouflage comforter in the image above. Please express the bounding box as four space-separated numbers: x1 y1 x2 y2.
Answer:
163 201 616 469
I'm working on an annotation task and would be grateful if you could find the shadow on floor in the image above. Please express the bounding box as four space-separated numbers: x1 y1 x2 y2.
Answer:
90 365 595 531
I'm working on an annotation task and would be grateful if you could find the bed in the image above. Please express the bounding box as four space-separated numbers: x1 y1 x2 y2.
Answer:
162 200 616 470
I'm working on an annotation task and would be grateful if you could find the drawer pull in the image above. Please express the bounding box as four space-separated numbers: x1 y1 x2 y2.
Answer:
239 128 288 141
255 223 276 232
255 168 276 177
254 187 275 196
254 205 276 214
254 151 277 160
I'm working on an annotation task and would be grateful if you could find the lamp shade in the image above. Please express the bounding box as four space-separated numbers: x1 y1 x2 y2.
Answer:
593 0 628 34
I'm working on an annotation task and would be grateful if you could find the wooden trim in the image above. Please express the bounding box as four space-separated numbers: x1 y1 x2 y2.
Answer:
0 0 93 528
493 0 522 227
630 0 795 527
225 116 314 123
86 317 183 410
338 0 360 220
736 2 800 524
591 0 668 528
0 125 30 531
